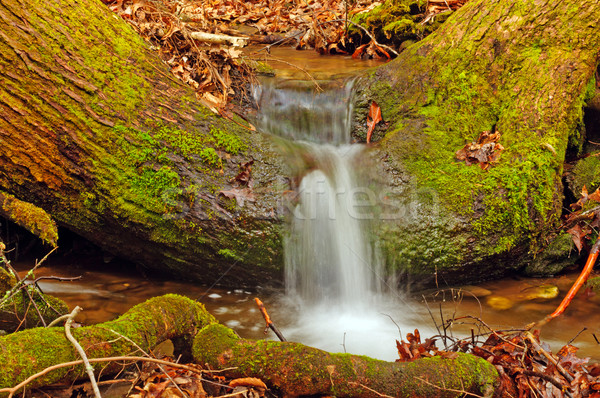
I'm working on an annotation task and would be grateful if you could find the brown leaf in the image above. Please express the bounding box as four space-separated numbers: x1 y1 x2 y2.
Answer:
456 130 503 169
366 101 382 143
219 188 255 207
588 187 600 203
229 377 267 390
567 224 588 253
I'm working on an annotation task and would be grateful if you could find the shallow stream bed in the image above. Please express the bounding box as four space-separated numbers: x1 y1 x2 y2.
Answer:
15 259 600 362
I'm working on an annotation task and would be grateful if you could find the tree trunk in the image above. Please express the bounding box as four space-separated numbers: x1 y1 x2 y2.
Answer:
0 0 286 287
0 295 216 391
193 323 499 398
352 0 600 284
0 294 499 398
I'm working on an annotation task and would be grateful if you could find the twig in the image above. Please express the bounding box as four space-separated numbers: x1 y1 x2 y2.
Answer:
415 376 485 398
105 329 187 397
254 297 286 341
567 327 587 346
348 382 394 398
64 306 101 398
547 235 600 319
0 356 207 397
254 56 323 92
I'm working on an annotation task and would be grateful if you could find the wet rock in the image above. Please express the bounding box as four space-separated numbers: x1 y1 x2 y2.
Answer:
519 285 559 301
522 232 579 277
486 296 514 311
459 285 493 298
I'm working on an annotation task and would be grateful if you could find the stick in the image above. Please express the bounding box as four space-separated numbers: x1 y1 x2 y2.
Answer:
254 297 286 342
64 306 101 398
547 235 600 319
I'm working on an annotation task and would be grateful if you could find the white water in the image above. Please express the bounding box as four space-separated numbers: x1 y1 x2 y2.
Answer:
254 80 428 360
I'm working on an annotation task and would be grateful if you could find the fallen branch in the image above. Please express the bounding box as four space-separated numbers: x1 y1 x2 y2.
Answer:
64 306 101 398
547 235 600 319
187 31 248 47
0 295 217 391
193 323 499 398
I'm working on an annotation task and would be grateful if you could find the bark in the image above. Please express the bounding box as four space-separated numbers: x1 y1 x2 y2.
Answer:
0 294 499 398
193 323 499 398
351 0 600 285
0 0 286 287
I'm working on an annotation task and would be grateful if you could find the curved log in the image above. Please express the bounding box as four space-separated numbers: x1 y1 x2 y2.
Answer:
0 294 216 391
0 294 499 397
193 323 499 398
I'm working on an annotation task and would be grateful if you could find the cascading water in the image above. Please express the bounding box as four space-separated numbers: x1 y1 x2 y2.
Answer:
253 79 423 360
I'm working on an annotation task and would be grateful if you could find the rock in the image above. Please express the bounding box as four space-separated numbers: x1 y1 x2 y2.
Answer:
459 285 493 298
485 295 514 311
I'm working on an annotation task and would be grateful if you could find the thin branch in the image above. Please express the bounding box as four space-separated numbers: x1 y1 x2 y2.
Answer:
64 306 101 398
415 376 484 398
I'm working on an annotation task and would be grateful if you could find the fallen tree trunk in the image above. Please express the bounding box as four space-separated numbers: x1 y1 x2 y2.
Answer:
351 0 600 285
193 323 499 398
0 295 499 397
0 0 286 287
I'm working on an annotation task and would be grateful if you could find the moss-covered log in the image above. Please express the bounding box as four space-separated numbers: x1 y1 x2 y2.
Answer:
0 294 499 397
194 323 498 398
0 265 68 332
352 0 600 284
0 294 217 390
0 0 286 287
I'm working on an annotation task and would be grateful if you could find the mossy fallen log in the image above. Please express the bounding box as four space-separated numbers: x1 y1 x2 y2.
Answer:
0 294 499 397
193 323 498 398
0 294 216 391
0 267 68 332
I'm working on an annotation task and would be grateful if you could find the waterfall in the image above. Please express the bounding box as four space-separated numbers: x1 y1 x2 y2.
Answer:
253 79 413 360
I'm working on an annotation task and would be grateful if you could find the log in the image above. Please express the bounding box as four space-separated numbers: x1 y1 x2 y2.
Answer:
0 294 217 391
352 0 600 285
187 31 249 47
0 294 499 397
193 323 499 398
0 0 286 287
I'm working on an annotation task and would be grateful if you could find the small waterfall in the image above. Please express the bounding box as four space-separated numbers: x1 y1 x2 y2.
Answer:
254 80 384 307
254 79 414 360
284 144 383 308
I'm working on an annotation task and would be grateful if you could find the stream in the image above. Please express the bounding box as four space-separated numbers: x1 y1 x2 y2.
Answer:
12 47 600 363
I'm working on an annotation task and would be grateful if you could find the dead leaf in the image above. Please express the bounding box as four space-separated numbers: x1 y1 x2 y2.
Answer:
229 377 267 390
219 188 256 207
366 101 382 143
456 130 504 170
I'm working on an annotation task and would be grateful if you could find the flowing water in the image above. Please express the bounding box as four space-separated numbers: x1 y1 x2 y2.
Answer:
253 78 436 359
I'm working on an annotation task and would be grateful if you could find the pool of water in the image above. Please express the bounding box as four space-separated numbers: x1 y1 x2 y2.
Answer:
15 259 600 362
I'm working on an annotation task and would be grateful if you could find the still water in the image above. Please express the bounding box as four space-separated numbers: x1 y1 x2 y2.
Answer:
14 259 600 362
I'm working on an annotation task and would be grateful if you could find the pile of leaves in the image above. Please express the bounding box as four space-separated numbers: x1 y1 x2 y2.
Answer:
455 130 505 170
102 0 469 110
130 360 267 398
396 326 600 397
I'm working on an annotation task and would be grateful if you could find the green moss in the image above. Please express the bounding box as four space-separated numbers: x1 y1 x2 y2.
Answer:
570 156 600 194
0 192 58 246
